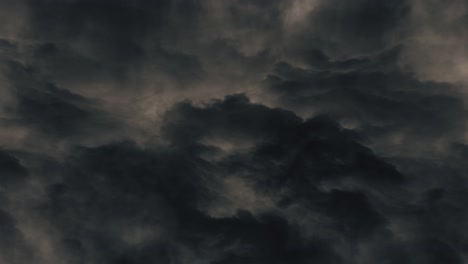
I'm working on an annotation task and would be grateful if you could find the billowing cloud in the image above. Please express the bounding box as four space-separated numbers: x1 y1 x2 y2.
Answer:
0 0 468 263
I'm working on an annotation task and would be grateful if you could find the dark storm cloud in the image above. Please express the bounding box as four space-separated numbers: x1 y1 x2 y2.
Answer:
36 96 407 263
162 94 302 146
284 0 410 61
159 96 468 263
0 39 18 60
0 0 468 263
4 61 118 139
20 0 206 94
0 209 34 264
0 149 28 187
160 96 408 259
43 141 201 263
180 210 341 264
42 138 344 263
264 47 467 156
162 94 403 187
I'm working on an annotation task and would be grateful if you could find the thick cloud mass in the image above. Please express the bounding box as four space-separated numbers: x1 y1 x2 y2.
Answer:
0 0 468 263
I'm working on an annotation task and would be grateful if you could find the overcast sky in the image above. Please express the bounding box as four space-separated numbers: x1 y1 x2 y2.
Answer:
0 0 468 263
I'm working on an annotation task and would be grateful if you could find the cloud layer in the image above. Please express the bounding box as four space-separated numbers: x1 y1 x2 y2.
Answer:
0 0 468 263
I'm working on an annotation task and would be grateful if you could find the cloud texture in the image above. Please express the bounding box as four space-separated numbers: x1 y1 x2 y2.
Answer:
0 0 468 263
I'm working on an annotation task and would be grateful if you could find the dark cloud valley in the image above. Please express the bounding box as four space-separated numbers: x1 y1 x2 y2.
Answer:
0 0 468 263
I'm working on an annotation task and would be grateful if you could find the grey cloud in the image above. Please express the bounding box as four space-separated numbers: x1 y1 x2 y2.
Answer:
0 0 468 263
0 149 28 187
263 47 467 157
4 61 119 140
